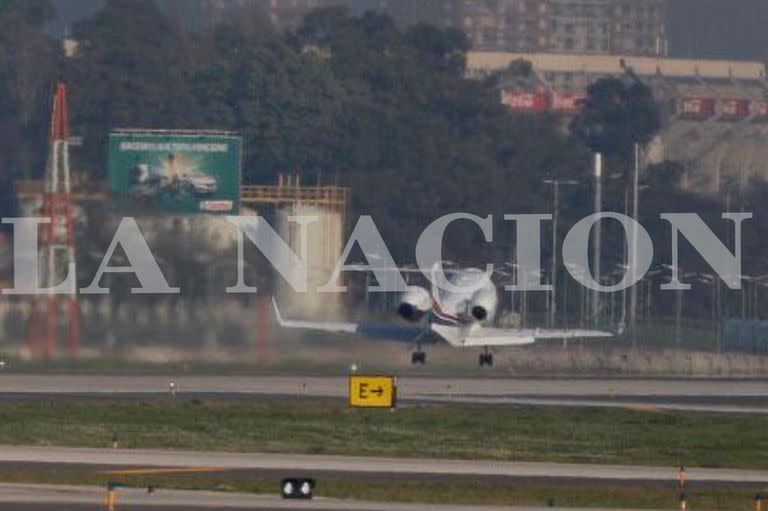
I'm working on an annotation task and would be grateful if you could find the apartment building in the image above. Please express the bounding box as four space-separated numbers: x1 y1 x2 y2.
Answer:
377 0 668 56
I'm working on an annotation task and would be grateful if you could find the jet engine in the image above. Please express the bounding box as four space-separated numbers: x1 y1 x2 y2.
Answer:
397 286 433 322
469 286 498 322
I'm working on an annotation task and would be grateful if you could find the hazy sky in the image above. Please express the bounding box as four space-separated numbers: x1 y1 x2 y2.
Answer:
48 0 768 63
668 0 768 62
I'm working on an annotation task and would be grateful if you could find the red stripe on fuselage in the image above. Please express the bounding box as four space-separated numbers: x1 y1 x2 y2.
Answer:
430 289 471 325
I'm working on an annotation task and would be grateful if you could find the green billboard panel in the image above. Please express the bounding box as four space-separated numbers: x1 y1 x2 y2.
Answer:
108 131 242 214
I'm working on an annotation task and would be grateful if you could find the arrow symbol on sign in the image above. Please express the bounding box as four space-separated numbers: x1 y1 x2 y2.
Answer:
370 386 384 397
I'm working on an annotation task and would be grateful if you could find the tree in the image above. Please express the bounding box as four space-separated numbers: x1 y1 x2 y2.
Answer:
194 6 583 260
0 0 55 26
405 24 469 73
64 0 201 175
283 10 582 260
570 77 661 160
646 160 685 188
0 178 19 236
0 0 59 178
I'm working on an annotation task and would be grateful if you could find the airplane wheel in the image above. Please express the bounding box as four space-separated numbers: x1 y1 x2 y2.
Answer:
412 352 426 365
479 353 494 367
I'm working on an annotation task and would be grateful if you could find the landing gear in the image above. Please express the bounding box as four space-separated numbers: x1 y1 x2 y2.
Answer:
479 347 493 367
409 333 428 365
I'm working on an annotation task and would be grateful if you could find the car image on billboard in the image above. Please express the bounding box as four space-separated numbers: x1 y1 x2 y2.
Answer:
108 131 242 214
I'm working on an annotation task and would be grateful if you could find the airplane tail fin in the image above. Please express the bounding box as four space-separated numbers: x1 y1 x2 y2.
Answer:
271 297 358 334
271 297 286 327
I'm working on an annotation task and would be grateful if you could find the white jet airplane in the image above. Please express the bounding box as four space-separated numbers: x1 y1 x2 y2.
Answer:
272 266 615 367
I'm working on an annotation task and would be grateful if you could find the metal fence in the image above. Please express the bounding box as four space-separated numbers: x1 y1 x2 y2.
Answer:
723 318 768 354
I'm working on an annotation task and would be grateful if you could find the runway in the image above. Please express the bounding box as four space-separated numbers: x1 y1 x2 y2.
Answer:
0 483 667 511
0 374 765 413
2 446 768 484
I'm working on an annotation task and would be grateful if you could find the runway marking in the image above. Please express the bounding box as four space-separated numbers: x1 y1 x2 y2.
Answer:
100 467 231 476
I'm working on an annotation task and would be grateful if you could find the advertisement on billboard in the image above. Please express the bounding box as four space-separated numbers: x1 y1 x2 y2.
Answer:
552 93 587 115
678 97 716 120
108 131 242 214
501 90 551 112
717 98 751 121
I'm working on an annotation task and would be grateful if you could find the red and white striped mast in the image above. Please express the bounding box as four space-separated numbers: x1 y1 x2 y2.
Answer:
27 82 81 358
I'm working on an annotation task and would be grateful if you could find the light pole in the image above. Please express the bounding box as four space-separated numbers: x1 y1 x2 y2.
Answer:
507 263 544 328
698 273 720 352
630 143 641 346
751 274 768 320
593 153 603 328
565 263 588 328
741 275 753 321
543 178 579 328
662 264 698 349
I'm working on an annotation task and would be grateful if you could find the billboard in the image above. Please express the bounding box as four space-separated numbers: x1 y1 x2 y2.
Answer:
716 98 751 121
501 90 551 112
552 93 587 115
678 97 716 120
108 131 242 214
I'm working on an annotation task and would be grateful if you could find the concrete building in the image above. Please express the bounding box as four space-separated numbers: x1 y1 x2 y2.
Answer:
607 1 667 56
468 51 768 195
376 0 668 57
375 0 460 30
458 0 550 52
549 0 667 55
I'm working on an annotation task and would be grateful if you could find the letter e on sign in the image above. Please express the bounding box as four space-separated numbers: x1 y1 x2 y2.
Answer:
349 376 396 408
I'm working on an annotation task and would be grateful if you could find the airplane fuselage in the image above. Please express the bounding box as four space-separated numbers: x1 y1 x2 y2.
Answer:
398 269 499 347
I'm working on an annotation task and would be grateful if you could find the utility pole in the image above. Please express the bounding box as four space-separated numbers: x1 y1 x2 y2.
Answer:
630 142 641 346
544 178 579 328
621 186 629 331
592 153 603 328
676 285 683 349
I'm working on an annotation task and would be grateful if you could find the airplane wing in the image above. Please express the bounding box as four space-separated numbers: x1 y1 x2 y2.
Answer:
273 299 614 347
461 327 538 347
271 298 428 343
533 328 615 340
460 326 614 347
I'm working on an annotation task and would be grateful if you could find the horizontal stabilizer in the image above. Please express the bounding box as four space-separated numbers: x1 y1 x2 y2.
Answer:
460 327 614 347
271 298 358 334
533 329 615 340
271 298 429 342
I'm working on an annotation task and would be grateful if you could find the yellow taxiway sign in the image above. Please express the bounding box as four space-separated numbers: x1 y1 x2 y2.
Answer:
349 375 396 408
